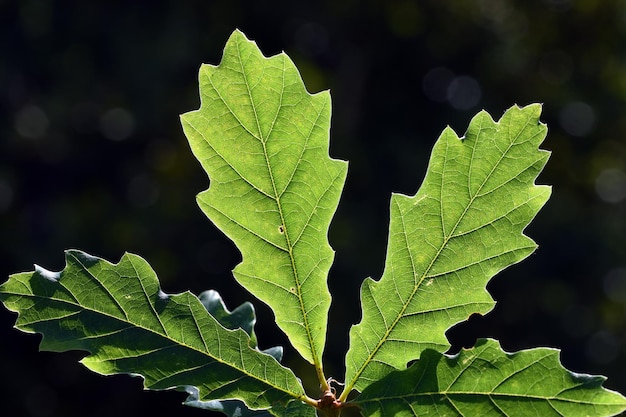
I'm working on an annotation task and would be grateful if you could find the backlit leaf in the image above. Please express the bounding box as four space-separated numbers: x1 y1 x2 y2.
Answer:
180 29 348 373
344 104 551 394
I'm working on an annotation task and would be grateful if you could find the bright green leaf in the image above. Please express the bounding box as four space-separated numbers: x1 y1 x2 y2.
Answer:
354 338 626 417
344 104 551 394
180 29 348 374
0 250 307 411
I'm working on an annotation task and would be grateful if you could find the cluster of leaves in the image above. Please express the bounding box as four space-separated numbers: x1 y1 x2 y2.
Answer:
1 30 626 417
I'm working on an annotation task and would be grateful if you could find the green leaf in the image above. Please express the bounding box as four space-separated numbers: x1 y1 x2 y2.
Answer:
180 29 348 374
186 289 286 415
354 339 626 417
184 385 315 417
344 104 551 394
269 400 319 417
0 250 307 411
197 289 260 347
184 291 314 416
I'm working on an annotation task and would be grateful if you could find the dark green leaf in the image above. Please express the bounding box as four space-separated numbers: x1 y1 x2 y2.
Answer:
186 289 287 416
355 339 626 417
0 250 306 411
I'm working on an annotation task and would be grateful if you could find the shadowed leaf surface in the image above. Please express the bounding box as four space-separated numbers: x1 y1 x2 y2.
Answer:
185 289 312 416
355 339 626 417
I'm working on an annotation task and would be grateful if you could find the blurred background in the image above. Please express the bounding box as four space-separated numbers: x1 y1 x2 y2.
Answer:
1 0 626 416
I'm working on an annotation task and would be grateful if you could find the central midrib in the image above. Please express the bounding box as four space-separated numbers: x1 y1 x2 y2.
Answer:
235 39 322 371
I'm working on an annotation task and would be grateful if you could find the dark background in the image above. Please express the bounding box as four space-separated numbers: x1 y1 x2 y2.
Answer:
2 1 626 416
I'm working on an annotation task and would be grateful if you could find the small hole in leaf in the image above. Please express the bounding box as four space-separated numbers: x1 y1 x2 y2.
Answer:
278 225 285 234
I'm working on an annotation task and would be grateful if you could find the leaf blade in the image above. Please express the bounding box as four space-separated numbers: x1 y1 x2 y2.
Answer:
0 250 306 411
344 104 551 394
180 29 347 369
185 289 290 415
354 339 626 417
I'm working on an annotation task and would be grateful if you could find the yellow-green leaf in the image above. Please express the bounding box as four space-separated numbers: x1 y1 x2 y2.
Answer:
180 30 348 373
344 104 551 394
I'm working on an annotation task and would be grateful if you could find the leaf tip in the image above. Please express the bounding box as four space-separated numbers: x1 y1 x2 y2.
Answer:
509 102 546 126
508 102 542 114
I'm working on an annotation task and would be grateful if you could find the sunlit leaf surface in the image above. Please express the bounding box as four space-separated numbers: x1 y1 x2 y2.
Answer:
345 105 551 393
180 30 347 371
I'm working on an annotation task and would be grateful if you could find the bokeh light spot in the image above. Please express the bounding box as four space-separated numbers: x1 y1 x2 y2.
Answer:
559 101 595 137
100 108 135 141
15 105 49 139
447 76 482 110
603 267 626 302
595 168 626 203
